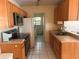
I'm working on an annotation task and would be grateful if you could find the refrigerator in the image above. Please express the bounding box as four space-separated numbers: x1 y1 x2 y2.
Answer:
23 18 35 48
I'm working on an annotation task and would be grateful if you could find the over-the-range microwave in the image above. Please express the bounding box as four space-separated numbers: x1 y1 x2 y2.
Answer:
13 12 23 26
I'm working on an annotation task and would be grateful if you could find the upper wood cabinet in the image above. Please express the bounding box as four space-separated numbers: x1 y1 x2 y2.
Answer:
66 0 79 20
7 1 14 27
54 4 64 23
0 0 27 29
12 4 27 17
0 0 8 29
78 1 79 20
54 0 79 23
13 4 20 14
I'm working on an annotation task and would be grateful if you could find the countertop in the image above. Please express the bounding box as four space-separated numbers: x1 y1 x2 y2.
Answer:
50 31 79 43
0 53 13 59
0 39 25 44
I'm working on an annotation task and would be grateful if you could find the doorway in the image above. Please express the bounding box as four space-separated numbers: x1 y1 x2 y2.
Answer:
33 13 45 43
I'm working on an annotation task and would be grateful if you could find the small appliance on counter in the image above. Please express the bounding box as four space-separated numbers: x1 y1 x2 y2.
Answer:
2 33 12 42
2 29 17 42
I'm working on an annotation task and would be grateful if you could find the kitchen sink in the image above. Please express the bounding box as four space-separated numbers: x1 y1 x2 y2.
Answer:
55 32 68 36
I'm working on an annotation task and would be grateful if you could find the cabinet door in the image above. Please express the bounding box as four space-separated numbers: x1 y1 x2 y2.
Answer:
20 10 27 17
7 2 14 27
78 0 79 20
56 39 61 59
0 0 8 29
0 0 7 18
62 0 78 20
23 11 27 17
54 4 63 23
58 5 61 21
68 0 79 20
62 0 69 20
1 44 18 59
1 43 25 59
54 7 58 23
18 43 25 59
13 5 18 13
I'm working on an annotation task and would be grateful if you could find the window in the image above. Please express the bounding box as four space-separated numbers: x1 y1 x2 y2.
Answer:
33 17 41 25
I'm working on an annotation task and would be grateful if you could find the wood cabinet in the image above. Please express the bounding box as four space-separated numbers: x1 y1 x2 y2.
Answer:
0 0 8 29
54 0 79 23
7 1 14 27
54 7 58 23
12 3 27 17
63 0 79 21
13 4 20 14
49 33 61 59
0 0 27 29
0 0 14 29
0 40 25 59
78 1 79 20
49 32 79 59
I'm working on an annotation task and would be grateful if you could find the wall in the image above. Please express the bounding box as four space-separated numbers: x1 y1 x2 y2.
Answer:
21 5 57 43
64 21 79 33
64 21 79 36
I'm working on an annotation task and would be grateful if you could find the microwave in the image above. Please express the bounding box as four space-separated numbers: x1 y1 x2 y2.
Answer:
13 13 23 26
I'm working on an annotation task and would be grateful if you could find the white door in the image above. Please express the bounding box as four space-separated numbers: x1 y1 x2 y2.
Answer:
23 18 35 48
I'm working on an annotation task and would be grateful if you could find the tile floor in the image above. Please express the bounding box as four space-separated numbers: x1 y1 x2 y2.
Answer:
27 35 56 59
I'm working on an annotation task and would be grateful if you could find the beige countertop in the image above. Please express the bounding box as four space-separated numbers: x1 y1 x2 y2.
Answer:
50 31 79 43
0 39 25 44
0 53 13 59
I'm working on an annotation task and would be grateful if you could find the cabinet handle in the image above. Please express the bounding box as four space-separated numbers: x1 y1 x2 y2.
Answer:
15 45 18 48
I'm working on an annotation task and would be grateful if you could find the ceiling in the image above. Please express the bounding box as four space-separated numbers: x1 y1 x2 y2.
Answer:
13 0 62 6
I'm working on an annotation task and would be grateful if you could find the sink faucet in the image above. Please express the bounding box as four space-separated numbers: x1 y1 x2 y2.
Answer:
60 25 65 32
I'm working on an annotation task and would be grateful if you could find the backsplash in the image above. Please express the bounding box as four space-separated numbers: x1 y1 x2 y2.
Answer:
64 21 79 33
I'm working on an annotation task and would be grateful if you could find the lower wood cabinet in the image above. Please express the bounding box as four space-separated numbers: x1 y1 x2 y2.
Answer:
49 33 61 59
0 41 25 59
49 32 79 59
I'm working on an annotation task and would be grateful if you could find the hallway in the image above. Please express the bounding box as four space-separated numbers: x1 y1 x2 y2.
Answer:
27 35 56 59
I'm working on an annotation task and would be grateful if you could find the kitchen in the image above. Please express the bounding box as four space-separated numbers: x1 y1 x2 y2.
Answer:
0 0 79 59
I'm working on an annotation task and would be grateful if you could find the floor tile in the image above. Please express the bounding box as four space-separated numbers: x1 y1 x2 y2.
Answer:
48 55 56 59
32 51 40 55
40 50 48 55
31 55 39 59
27 55 32 59
40 54 49 59
48 50 55 55
27 35 56 59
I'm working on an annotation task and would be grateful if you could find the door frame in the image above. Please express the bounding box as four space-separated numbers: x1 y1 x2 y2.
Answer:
33 13 45 41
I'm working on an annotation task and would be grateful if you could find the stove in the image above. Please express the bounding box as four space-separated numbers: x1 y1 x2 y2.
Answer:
11 33 30 56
